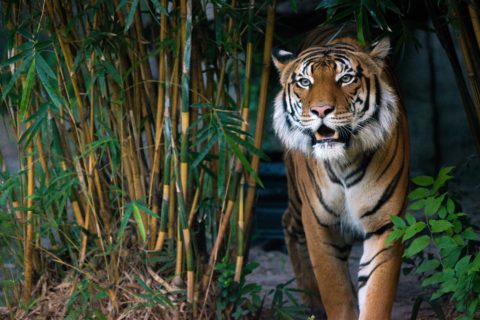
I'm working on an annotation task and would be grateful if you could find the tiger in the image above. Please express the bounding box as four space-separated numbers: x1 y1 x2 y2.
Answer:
271 25 409 320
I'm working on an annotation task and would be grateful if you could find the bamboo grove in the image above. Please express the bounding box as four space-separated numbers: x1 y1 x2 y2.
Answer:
0 0 276 318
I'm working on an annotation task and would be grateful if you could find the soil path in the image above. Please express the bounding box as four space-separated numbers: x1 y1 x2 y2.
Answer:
248 243 438 319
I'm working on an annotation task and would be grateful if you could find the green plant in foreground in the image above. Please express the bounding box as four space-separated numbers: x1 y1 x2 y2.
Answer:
215 260 310 319
215 259 262 319
387 166 480 319
268 278 310 320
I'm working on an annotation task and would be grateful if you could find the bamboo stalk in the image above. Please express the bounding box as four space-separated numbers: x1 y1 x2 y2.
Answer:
180 0 192 199
469 5 480 49
148 0 168 207
458 34 480 123
233 0 255 282
188 169 205 228
23 119 35 304
154 146 172 251
234 175 245 283
244 1 276 233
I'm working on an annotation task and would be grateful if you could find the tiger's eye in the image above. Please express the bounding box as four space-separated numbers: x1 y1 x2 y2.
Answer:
297 78 311 87
340 74 354 84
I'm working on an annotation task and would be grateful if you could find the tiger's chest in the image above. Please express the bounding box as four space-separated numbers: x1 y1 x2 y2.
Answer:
293 151 384 235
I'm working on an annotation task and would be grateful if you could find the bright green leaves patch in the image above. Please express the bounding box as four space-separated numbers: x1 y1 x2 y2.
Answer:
388 166 480 318
412 175 435 186
429 220 453 233
404 235 430 257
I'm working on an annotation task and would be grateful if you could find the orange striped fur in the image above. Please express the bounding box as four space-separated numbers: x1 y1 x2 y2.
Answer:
272 29 409 319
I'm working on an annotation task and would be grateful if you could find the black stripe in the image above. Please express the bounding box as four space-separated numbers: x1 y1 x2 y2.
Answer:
324 242 351 261
300 50 351 62
356 65 363 79
357 260 387 289
334 254 349 262
324 160 342 185
334 56 350 66
305 165 340 217
337 125 352 147
363 77 371 113
359 247 391 269
286 159 303 207
364 222 394 240
361 161 404 219
376 131 400 181
326 242 352 253
374 76 381 106
352 105 380 135
345 152 375 188
299 181 331 228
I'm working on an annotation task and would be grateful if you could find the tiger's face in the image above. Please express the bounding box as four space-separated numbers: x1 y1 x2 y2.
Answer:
272 38 399 161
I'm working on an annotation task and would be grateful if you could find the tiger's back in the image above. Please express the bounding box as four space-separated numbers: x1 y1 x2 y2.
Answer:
272 26 409 319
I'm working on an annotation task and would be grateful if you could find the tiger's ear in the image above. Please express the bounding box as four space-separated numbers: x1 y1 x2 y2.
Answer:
272 48 296 73
369 37 390 63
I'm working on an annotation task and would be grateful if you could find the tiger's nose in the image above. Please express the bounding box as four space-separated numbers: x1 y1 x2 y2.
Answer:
310 105 334 118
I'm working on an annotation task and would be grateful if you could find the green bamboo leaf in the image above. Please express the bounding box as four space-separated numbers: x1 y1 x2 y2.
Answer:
35 54 56 79
117 205 132 241
150 0 169 15
102 60 123 86
0 46 32 68
18 103 47 146
20 57 37 120
124 0 140 32
133 202 146 242
1 56 32 101
404 235 430 257
225 135 264 188
134 200 159 219
224 130 269 160
357 8 366 46
218 138 226 198
36 59 64 109
191 134 217 168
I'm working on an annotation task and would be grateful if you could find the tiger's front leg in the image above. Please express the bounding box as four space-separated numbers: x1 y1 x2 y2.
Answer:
302 205 358 320
357 224 403 320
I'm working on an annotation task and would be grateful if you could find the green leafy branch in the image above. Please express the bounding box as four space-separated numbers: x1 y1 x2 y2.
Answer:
387 167 480 319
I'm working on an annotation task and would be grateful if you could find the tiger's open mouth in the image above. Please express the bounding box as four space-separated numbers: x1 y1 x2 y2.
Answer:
312 125 342 145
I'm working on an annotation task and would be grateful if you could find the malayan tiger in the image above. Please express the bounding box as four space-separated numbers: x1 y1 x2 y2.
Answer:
271 25 409 320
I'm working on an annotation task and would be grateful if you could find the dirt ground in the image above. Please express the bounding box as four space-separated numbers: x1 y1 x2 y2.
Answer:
247 242 439 319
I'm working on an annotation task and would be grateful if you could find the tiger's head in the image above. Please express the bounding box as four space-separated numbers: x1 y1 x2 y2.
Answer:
272 37 399 161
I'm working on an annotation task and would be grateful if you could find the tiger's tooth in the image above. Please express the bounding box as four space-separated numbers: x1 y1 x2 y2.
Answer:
333 131 339 139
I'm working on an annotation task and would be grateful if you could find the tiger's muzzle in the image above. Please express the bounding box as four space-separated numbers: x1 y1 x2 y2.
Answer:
312 124 343 146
